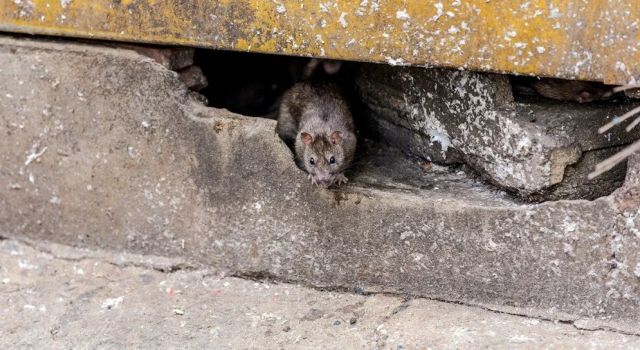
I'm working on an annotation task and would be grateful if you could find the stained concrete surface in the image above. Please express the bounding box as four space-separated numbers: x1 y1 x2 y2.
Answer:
2 35 640 333
2 238 640 350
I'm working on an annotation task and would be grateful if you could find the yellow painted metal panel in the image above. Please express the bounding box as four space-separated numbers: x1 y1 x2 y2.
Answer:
1 0 638 84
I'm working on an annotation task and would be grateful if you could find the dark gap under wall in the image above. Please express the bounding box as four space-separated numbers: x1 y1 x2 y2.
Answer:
189 47 631 202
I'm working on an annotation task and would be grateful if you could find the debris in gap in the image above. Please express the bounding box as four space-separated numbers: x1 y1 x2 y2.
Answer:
24 145 47 166
591 83 640 179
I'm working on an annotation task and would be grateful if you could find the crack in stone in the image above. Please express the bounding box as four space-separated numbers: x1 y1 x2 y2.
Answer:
2 236 198 274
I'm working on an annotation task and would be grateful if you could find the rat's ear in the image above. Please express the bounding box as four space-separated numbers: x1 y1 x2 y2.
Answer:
323 60 342 75
330 131 343 144
301 132 314 145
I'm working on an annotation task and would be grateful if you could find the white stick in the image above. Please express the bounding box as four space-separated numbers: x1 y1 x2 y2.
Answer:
612 84 640 93
627 115 640 132
599 105 640 134
589 139 640 179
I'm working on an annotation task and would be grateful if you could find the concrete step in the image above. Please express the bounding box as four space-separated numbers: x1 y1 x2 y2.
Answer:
1 35 640 334
2 238 639 349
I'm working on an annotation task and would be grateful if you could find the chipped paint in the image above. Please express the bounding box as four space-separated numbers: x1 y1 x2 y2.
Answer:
0 0 638 84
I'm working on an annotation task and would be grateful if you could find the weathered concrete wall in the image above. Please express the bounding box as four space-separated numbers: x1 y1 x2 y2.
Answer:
1 36 640 333
357 64 637 199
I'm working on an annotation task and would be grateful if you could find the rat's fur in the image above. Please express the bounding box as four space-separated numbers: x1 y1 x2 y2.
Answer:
532 78 614 103
277 82 356 187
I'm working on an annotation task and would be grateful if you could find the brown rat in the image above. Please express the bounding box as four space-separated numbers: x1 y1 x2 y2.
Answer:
277 81 356 188
531 78 615 103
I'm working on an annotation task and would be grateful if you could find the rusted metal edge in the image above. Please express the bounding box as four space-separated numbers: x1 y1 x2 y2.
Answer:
1 0 639 84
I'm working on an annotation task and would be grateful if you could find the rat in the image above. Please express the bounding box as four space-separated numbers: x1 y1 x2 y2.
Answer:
276 81 356 188
531 78 615 103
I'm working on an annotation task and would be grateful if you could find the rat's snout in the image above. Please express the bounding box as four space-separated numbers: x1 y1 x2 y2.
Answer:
312 173 333 188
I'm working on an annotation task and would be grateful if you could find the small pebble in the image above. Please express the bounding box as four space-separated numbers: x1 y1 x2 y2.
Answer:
282 326 291 332
349 317 357 325
333 320 341 326
173 309 184 315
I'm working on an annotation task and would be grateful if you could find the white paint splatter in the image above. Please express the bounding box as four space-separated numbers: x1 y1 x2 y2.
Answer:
536 46 545 53
276 3 286 14
396 10 410 20
60 0 72 8
504 30 517 41
385 57 405 66
338 12 348 28
432 2 443 21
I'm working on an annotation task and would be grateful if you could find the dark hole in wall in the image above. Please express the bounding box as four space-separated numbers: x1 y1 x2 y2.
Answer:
189 48 633 202
193 50 361 118
194 50 296 117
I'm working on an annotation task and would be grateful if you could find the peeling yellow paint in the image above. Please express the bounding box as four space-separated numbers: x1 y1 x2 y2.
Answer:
1 0 638 84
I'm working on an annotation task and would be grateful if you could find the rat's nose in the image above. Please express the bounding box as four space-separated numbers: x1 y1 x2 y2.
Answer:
313 174 332 187
317 174 331 182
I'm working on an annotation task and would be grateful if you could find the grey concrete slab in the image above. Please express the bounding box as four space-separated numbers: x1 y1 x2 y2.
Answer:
2 238 639 349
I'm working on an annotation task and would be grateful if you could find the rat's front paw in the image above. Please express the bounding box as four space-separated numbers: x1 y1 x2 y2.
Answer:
332 173 348 186
308 174 317 186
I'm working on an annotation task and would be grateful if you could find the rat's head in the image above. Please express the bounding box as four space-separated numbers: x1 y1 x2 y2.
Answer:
576 84 614 103
299 131 346 187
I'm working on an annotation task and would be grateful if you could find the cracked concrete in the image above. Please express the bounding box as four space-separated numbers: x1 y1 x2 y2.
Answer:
356 65 637 199
3 238 640 349
2 35 640 334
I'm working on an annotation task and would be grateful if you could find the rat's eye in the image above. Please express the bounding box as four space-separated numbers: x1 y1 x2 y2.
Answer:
329 156 336 164
309 158 315 165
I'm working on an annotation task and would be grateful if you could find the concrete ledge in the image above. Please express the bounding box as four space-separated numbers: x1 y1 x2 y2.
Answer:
1 36 640 333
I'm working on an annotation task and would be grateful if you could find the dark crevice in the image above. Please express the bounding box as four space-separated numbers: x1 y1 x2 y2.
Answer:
11 237 198 274
183 47 636 203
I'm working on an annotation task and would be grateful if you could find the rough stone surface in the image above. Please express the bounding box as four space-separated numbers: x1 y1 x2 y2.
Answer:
1 36 640 333
108 43 195 71
356 64 639 199
3 239 640 349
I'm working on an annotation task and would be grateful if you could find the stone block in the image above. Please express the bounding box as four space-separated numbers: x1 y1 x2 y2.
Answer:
356 64 640 199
